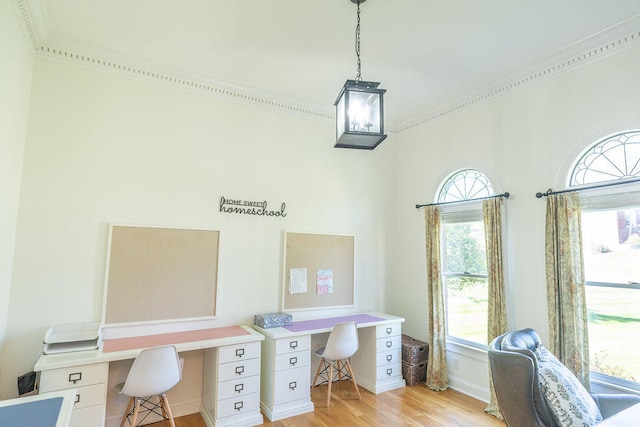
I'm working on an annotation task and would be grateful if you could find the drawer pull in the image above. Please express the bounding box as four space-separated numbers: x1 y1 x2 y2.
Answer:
387 368 393 376
386 340 392 348
234 401 244 411
235 365 245 375
74 394 80 404
68 372 82 384
386 354 393 362
289 356 298 366
235 383 244 393
289 381 297 390
235 348 245 358
386 327 392 335
289 340 298 350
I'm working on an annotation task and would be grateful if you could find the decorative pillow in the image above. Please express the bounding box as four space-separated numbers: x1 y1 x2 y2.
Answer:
534 345 602 426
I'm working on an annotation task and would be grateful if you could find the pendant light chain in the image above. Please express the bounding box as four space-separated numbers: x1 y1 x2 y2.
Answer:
355 1 362 82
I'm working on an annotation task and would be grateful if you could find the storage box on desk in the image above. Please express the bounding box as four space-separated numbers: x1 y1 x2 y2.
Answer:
401 334 428 365
254 312 293 329
402 360 427 386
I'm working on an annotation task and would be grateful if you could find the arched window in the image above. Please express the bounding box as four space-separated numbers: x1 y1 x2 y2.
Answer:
438 169 494 203
569 130 640 390
570 130 640 186
438 169 494 347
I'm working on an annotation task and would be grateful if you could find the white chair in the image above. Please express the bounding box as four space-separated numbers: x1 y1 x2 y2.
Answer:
116 345 182 427
312 321 361 407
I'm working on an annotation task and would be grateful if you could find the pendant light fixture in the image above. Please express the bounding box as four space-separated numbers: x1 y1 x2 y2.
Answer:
334 0 387 150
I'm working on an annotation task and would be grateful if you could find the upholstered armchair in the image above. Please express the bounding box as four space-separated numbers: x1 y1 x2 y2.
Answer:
488 328 640 427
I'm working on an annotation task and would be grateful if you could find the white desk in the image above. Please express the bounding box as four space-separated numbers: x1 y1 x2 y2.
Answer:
0 389 76 427
34 325 264 427
254 312 406 421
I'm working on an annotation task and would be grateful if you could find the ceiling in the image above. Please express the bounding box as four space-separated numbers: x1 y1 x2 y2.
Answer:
21 0 640 131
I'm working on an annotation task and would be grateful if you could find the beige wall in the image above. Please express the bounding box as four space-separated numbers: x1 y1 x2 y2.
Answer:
389 43 640 400
0 56 395 400
0 0 33 398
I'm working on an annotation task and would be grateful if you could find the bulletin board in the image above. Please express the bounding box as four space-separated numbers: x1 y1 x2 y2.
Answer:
102 224 219 325
282 232 354 311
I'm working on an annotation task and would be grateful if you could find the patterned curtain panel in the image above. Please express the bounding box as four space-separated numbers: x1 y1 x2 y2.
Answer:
483 197 507 419
424 205 448 390
545 192 591 389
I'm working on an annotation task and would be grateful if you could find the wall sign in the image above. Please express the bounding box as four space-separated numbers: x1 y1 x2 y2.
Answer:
219 196 287 217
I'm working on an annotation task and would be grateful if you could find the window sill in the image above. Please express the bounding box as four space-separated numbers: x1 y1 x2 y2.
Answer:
446 339 487 363
591 373 640 395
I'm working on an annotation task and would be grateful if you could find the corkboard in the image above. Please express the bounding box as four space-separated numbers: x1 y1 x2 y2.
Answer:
282 232 354 311
102 225 219 325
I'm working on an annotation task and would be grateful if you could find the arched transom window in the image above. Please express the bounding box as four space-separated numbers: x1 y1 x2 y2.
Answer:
437 168 495 347
570 130 640 186
438 169 494 203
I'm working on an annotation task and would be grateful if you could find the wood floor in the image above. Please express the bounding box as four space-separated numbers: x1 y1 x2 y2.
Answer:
147 382 506 427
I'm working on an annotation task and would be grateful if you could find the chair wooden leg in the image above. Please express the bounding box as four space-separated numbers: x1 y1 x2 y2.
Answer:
160 395 168 420
327 361 333 407
337 360 343 382
345 359 361 400
120 397 134 427
130 397 141 426
312 358 324 388
161 393 176 427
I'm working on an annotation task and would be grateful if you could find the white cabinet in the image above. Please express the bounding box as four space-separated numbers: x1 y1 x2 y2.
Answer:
38 362 108 427
202 341 263 427
258 333 314 421
255 313 406 421
272 335 310 406
375 326 402 381
350 320 406 394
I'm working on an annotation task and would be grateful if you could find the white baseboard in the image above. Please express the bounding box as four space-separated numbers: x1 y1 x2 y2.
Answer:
448 374 490 403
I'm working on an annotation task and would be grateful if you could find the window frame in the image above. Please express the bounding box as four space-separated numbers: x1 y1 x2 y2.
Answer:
580 189 640 392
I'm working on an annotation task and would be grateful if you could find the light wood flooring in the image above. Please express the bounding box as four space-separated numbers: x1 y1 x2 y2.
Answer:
147 382 506 426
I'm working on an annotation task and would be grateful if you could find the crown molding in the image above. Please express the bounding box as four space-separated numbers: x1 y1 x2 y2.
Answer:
14 0 640 135
13 0 42 51
36 43 336 122
396 17 640 133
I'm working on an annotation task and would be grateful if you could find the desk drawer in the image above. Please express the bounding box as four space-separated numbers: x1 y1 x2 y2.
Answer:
273 366 310 405
376 335 401 352
69 404 105 427
39 363 108 392
218 357 260 382
217 392 259 419
218 375 260 401
275 335 310 355
275 349 310 371
376 362 402 380
73 383 107 409
219 341 260 363
376 324 401 339
376 349 401 367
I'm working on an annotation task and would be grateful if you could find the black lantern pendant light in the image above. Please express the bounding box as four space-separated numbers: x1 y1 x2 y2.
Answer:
334 0 387 150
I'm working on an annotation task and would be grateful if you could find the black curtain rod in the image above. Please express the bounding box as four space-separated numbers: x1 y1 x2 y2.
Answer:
535 177 640 198
415 192 510 209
